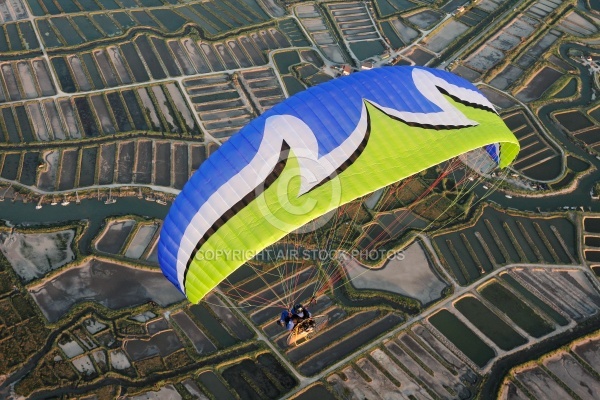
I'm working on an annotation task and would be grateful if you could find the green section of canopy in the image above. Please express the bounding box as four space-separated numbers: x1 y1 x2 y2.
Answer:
184 99 520 302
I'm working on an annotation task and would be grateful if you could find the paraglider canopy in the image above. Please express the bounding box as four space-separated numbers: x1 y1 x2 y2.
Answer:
158 66 519 304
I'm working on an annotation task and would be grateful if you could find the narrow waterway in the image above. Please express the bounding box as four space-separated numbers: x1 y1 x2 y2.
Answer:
0 197 168 254
0 45 598 249
485 42 600 212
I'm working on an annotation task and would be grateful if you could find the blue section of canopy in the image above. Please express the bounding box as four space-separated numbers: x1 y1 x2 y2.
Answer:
158 66 482 291
485 143 500 163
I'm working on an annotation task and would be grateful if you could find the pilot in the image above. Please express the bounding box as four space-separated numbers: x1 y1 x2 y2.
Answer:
277 304 311 331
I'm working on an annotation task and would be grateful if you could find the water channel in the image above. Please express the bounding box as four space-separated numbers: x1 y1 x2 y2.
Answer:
0 45 598 249
0 197 168 255
483 43 600 212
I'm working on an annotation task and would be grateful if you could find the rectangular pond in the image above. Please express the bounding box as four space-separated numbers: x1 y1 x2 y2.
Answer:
124 224 157 259
479 281 555 338
428 309 495 368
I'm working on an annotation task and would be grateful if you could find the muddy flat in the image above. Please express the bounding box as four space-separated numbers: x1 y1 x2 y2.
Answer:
572 336 600 375
0 229 75 282
515 365 573 399
338 241 447 304
29 258 184 322
543 351 600 400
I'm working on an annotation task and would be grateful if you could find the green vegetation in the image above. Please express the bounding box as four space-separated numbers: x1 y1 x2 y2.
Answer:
15 349 77 397
0 271 11 294
428 309 495 368
11 295 37 320
395 179 429 205
479 281 555 338
135 355 165 376
116 318 146 336
454 296 526 351
0 251 50 380
163 349 194 370
412 193 464 222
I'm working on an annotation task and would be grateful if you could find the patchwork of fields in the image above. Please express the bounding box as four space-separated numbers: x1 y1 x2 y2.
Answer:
1 0 600 399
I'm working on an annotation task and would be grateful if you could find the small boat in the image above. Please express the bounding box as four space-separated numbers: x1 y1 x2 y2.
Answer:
482 185 489 190
145 196 156 202
61 200 70 206
104 189 115 204
156 199 167 205
36 204 42 210
0 184 11 201
505 194 512 199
